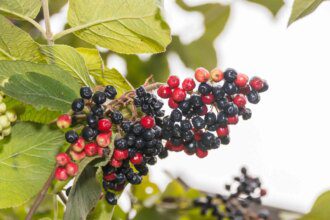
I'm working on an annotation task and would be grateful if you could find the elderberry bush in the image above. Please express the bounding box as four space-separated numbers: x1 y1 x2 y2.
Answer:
193 167 268 220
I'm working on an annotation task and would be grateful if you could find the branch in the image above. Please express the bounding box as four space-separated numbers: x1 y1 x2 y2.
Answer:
41 0 53 45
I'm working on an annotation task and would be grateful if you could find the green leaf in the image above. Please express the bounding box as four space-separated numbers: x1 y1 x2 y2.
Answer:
247 0 284 16
2 72 78 113
88 202 127 220
64 157 102 220
0 60 80 92
66 0 171 54
131 175 161 202
5 97 60 124
0 0 41 19
76 48 104 75
0 122 64 209
161 180 186 199
288 0 325 26
300 191 330 220
134 207 179 220
41 45 95 87
91 68 134 96
0 15 43 62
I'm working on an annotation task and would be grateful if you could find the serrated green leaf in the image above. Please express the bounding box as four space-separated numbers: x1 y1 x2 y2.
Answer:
64 157 102 220
0 0 41 19
2 72 78 113
41 45 95 87
0 122 64 209
288 0 325 26
0 60 80 93
247 0 284 16
0 15 43 62
66 0 171 54
300 191 330 220
76 48 104 75
4 97 60 124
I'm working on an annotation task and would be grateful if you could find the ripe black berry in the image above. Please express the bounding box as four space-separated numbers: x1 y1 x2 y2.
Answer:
212 85 225 100
136 86 147 97
205 112 216 125
121 121 132 133
105 192 117 205
143 129 155 141
115 138 127 150
190 95 203 108
220 136 230 145
91 105 104 117
126 172 142 185
104 85 117 99
224 103 239 117
111 111 123 124
181 119 192 131
241 108 252 120
223 82 238 95
170 109 182 122
224 68 237 82
71 98 84 112
179 100 191 112
82 126 96 141
158 148 168 159
247 90 260 104
65 130 79 143
92 91 106 105
217 112 228 126
182 130 194 143
216 98 228 109
192 116 205 130
80 87 93 99
198 83 212 95
86 114 98 128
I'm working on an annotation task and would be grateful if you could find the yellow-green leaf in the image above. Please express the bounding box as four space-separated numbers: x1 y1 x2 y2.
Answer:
0 122 64 209
0 0 41 19
288 0 325 26
247 0 284 16
76 48 104 75
0 15 43 62
300 191 330 220
66 0 171 54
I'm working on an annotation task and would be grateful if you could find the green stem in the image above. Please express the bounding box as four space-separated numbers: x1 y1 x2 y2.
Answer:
41 0 54 45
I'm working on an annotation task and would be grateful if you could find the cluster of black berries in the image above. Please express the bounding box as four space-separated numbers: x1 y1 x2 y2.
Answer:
193 167 268 220
101 86 168 205
157 67 268 158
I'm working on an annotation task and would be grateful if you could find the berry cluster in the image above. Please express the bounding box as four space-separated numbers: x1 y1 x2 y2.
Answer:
55 85 117 181
102 86 166 205
0 94 17 140
193 167 268 220
157 67 268 158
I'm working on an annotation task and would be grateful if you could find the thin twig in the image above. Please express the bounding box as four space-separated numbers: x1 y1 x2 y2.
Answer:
41 0 54 45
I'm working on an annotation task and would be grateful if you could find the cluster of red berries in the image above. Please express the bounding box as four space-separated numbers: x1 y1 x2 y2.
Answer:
193 167 268 220
157 67 268 158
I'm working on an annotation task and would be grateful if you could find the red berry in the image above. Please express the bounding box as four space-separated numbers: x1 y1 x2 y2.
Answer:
235 73 249 87
111 158 122 168
198 105 208 116
195 67 210 83
216 126 229 137
172 88 186 102
140 115 155 129
210 68 224 82
55 167 68 181
182 78 196 91
227 115 239 125
71 137 85 152
167 75 180 88
196 148 208 158
57 114 72 129
194 130 203 141
103 172 116 181
233 94 247 108
165 141 174 150
96 133 110 147
239 85 252 95
113 149 129 161
168 98 179 109
84 142 98 156
171 144 184 152
98 118 112 132
201 94 215 105
97 147 108 157
70 150 86 161
56 153 71 166
249 77 264 91
260 188 267 196
65 162 79 177
157 85 172 99
130 152 143 165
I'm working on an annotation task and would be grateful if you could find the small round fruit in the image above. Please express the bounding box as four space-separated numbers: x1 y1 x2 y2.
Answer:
216 126 229 137
71 98 84 112
249 77 264 91
55 167 68 181
201 94 215 105
224 68 237 82
130 152 143 165
86 114 98 128
57 114 72 129
65 162 79 176
195 67 210 83
113 149 129 161
71 137 85 152
92 91 107 105
167 75 180 88
2 127 11 136
56 153 71 166
110 158 122 168
80 86 93 99
247 90 261 104
210 68 224 82
227 115 239 125
84 142 98 156
82 126 97 141
0 102 6 114
98 147 110 157
103 172 116 181
172 88 186 102
65 130 79 143
70 150 86 161
233 94 247 108
196 148 208 158
5 110 17 123
104 85 117 99
157 85 172 99
182 78 196 91
110 111 123 124
98 118 112 132
96 133 111 147
168 98 179 109
0 115 10 128
105 192 117 205
235 73 249 87
140 115 155 129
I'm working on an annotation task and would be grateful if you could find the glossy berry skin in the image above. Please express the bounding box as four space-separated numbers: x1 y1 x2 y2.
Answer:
140 115 155 129
223 82 239 95
65 162 79 176
167 75 180 88
196 148 208 158
224 68 237 82
71 98 84 112
198 83 212 95
91 105 104 117
92 91 107 105
235 73 249 87
70 150 86 161
55 167 68 181
96 133 111 147
201 94 215 105
111 158 122 168
195 67 210 83
113 149 129 161
127 172 142 185
157 85 172 99
57 114 72 129
217 112 228 126
71 137 85 152
212 86 225 100
224 103 239 117
82 126 96 141
168 98 179 109
250 77 264 91
136 86 147 97
227 115 239 125
98 118 112 132
172 88 186 102
111 111 123 124
210 68 224 82
84 142 98 156
103 172 116 181
220 136 230 145
105 192 117 205
80 86 93 99
216 126 229 137
233 94 247 108
259 80 269 93
86 114 98 128
114 138 127 150
170 109 182 122
247 90 260 104
182 78 196 91
104 85 117 99
205 112 216 125
65 130 79 143
130 152 143 165
192 116 205 130
241 108 252 120
56 153 71 166
198 105 208 116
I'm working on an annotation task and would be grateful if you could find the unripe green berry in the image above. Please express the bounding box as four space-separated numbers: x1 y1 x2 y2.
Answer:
5 110 16 122
0 103 6 114
0 115 10 128
2 127 11 136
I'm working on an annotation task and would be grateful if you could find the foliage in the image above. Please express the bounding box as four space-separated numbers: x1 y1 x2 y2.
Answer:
288 0 327 25
300 191 330 220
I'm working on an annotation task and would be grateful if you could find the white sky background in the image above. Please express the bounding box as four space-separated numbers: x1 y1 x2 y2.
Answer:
49 0 330 214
